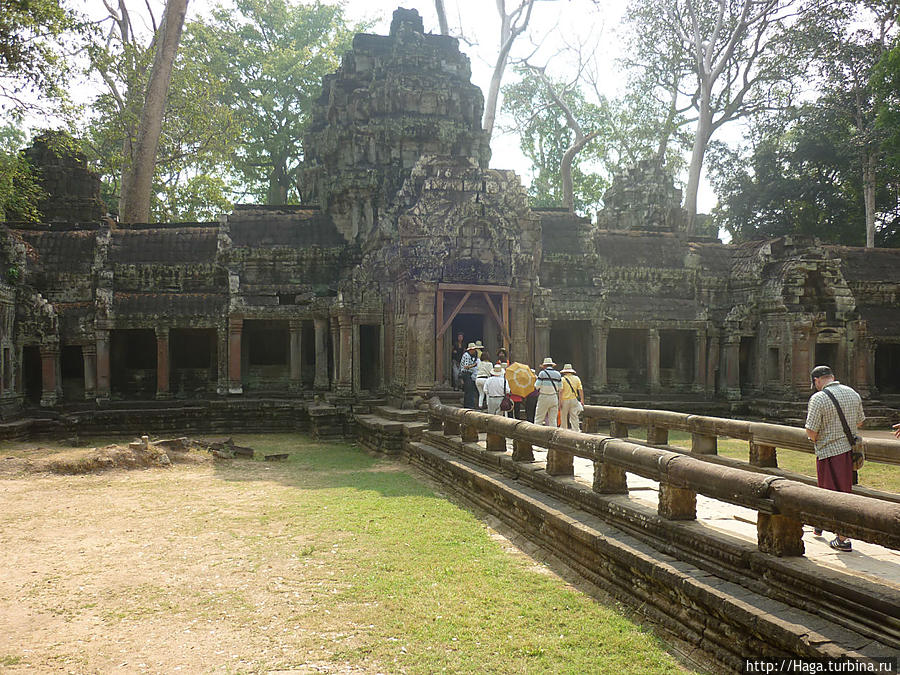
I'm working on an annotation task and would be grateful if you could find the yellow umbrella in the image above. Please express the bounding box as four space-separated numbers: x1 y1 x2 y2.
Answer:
505 362 536 397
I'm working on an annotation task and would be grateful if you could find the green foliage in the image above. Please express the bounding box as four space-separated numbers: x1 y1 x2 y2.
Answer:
501 67 612 214
0 124 43 222
873 39 900 172
82 7 238 221
709 106 900 246
0 0 84 116
196 0 363 205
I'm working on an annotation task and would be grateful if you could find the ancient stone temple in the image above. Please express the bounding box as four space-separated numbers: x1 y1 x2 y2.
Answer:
1 7 899 428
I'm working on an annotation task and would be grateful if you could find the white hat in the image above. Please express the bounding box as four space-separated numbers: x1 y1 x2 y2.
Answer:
490 364 503 375
466 342 477 350
541 357 556 367
561 364 576 373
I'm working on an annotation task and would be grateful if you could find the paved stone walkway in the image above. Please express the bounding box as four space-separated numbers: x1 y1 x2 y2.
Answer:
482 437 900 590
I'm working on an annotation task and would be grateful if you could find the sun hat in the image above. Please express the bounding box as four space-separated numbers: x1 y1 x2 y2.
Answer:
561 364 576 373
490 364 503 376
541 357 556 367
466 342 477 350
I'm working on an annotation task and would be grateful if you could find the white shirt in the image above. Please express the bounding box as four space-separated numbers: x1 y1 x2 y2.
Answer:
483 374 510 397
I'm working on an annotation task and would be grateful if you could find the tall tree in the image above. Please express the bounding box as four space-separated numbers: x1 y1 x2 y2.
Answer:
118 0 189 223
808 0 899 247
630 0 807 231
196 0 359 204
502 65 610 214
0 124 43 221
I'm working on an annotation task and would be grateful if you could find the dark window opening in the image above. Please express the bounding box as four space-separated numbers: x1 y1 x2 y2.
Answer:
172 329 214 369
246 322 289 366
740 336 757 392
550 320 591 376
815 342 838 372
767 348 780 382
2 347 11 391
60 345 84 401
875 344 900 395
360 324 381 391
606 328 647 391
23 346 41 404
112 329 157 370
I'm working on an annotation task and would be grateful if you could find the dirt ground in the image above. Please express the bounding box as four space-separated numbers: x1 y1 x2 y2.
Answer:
0 440 573 675
0 445 368 674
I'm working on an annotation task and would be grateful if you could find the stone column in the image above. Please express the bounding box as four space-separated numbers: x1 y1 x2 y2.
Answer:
289 319 302 393
82 344 97 400
647 328 660 395
693 329 707 395
96 329 111 400
724 337 741 400
216 325 228 395
228 318 243 395
591 321 607 392
314 317 329 391
39 345 59 407
534 318 551 364
509 290 530 367
336 313 353 394
156 327 171 399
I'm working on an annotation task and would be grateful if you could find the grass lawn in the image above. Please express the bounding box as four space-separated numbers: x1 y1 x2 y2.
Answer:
0 433 690 674
617 427 900 494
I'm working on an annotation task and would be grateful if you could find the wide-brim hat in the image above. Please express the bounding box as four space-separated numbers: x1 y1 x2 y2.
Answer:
541 357 556 367
466 342 477 350
475 340 484 347
561 364 576 373
490 365 503 376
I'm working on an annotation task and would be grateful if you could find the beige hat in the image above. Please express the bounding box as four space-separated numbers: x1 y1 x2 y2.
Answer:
475 340 484 348
466 342 477 350
561 364 576 373
490 364 503 376
541 357 556 367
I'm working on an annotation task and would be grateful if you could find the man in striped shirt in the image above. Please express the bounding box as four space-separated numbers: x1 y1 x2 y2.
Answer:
805 365 865 552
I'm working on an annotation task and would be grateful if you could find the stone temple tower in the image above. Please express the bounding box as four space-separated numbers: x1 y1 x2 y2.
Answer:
301 7 491 243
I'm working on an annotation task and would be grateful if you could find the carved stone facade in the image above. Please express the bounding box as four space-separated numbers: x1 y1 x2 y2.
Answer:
1 8 899 423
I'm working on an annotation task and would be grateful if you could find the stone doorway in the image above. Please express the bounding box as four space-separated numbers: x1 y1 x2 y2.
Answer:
739 336 757 394
60 345 84 401
22 345 41 404
661 330 695 391
875 343 900 395
359 324 381 392
607 328 647 392
171 329 217 396
243 320 289 393
435 284 510 385
111 329 157 398
550 321 591 376
815 342 839 371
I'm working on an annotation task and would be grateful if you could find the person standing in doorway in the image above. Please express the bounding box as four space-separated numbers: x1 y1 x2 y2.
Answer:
805 365 865 552
450 332 465 390
460 342 479 408
559 364 585 431
534 357 562 427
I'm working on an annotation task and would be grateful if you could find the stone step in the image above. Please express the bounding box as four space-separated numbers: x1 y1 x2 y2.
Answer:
370 405 427 422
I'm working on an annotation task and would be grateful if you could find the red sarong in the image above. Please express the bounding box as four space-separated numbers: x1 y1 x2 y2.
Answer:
816 451 853 493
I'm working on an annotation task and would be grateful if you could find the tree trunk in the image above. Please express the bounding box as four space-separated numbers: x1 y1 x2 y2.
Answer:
267 162 288 205
435 0 449 35
863 150 876 248
684 100 712 234
119 0 189 223
561 131 601 212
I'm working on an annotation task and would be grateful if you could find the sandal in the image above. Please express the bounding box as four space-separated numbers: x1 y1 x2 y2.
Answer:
829 538 852 552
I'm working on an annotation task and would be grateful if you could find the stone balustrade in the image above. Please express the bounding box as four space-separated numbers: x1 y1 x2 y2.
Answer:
582 405 900 467
427 398 900 557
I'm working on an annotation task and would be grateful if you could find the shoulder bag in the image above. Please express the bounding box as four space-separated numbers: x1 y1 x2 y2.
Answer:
821 388 865 471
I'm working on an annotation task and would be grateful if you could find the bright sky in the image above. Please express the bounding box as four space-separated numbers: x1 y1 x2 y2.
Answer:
62 0 719 214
